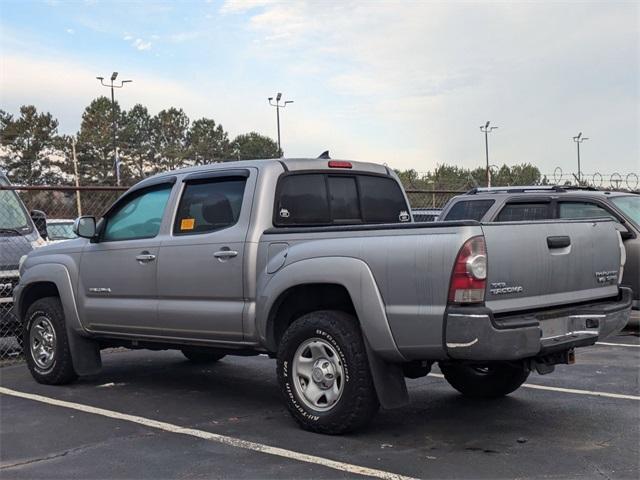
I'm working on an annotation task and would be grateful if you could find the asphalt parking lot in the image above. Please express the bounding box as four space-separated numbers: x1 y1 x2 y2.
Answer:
1 331 638 480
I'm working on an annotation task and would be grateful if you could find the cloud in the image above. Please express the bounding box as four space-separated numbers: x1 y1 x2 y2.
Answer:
65 28 74 35
219 0 274 14
169 32 199 43
227 1 639 173
0 54 203 133
1 1 637 173
132 38 152 51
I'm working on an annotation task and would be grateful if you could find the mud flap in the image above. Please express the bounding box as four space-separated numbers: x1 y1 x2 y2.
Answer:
66 325 102 376
364 339 409 409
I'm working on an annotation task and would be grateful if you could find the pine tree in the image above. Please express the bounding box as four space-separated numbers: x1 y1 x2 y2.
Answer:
0 106 62 184
187 118 233 164
232 132 281 160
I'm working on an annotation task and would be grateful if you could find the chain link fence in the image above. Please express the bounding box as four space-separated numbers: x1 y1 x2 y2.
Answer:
0 185 126 365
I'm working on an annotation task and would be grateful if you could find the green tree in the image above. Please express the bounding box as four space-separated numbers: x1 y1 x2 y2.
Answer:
151 108 190 171
121 104 154 180
232 132 280 160
187 118 232 164
0 105 63 184
76 96 124 185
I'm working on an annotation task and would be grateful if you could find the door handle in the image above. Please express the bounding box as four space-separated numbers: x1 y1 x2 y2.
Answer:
547 236 571 249
136 252 156 263
214 250 238 259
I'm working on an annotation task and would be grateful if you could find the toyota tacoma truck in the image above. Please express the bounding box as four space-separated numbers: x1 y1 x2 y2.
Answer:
15 158 631 434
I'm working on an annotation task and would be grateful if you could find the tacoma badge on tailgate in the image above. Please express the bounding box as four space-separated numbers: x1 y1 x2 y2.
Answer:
490 282 524 295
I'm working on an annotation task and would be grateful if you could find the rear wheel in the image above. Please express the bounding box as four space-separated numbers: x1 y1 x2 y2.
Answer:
439 362 529 398
277 310 379 434
24 297 77 385
181 347 225 364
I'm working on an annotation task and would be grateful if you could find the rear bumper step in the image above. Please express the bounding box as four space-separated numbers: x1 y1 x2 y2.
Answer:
444 287 632 361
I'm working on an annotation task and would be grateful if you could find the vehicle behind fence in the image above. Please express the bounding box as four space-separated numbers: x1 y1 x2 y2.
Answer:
0 182 464 364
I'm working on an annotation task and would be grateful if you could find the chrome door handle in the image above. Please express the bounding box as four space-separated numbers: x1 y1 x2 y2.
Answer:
136 253 156 263
214 250 238 259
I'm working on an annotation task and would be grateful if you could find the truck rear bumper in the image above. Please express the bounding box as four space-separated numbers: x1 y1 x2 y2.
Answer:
444 287 632 361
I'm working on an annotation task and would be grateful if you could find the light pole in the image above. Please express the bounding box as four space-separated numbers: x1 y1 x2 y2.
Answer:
479 121 498 187
96 72 132 185
268 92 293 156
572 132 589 184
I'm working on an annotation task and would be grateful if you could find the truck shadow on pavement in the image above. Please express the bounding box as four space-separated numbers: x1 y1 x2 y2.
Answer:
51 350 630 449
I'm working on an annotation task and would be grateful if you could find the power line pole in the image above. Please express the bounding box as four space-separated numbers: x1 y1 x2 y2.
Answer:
71 137 82 216
96 72 132 185
479 121 498 187
572 132 589 184
268 92 293 156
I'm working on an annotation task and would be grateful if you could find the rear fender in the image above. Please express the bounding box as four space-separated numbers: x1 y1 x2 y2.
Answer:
257 256 405 363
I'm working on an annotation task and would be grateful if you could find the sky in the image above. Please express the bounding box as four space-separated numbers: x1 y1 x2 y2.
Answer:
0 0 638 177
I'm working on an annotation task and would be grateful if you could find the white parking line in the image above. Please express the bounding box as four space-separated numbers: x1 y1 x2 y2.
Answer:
0 387 417 480
595 342 640 348
428 373 640 401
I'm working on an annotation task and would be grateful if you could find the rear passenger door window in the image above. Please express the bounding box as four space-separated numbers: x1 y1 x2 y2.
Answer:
496 202 552 222
174 177 247 235
442 200 494 221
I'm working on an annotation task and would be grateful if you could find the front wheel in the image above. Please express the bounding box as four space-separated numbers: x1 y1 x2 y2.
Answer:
24 297 77 385
439 362 529 398
277 310 379 434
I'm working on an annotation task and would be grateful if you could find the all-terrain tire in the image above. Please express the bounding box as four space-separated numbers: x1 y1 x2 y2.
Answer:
439 362 529 398
277 310 379 434
24 297 78 385
181 348 226 363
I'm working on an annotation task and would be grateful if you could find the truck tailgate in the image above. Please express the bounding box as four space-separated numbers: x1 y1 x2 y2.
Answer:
481 220 622 314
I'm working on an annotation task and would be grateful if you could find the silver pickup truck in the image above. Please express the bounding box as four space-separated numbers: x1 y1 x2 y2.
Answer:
15 158 631 434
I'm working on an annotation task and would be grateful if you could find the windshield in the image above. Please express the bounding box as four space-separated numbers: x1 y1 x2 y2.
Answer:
47 222 77 240
610 195 640 228
0 189 30 231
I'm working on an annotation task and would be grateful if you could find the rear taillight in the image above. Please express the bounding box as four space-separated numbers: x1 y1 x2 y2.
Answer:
448 236 487 304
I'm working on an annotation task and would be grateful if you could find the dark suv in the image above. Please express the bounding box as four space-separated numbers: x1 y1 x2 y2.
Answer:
1 172 48 342
439 186 639 326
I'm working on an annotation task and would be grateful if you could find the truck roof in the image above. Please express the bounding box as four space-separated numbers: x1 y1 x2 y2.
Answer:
146 158 391 182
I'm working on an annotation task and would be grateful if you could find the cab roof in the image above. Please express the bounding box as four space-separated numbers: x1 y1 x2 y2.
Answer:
146 157 391 183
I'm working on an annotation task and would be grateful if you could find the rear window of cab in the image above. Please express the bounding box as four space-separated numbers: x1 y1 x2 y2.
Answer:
274 173 410 226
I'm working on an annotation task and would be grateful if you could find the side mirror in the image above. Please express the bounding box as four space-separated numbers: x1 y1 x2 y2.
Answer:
30 210 48 240
74 216 97 239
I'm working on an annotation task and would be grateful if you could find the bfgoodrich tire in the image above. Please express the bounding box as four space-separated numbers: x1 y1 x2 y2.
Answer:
277 310 379 434
439 362 529 398
181 347 225 363
24 297 77 385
